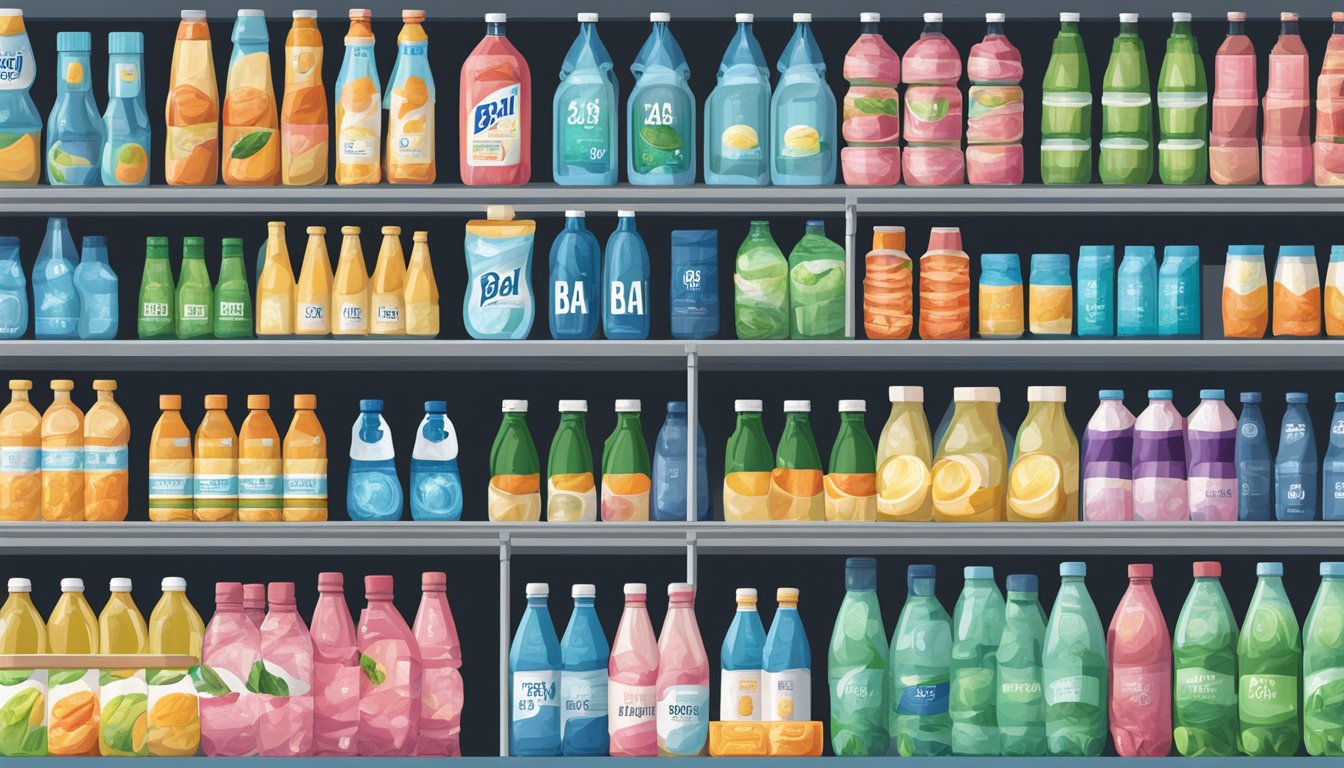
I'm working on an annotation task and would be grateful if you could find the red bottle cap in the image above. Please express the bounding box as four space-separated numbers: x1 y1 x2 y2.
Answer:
422 571 447 591
365 575 394 597
216 582 243 602
1194 561 1222 578
243 583 265 602
1128 563 1153 579
268 582 296 604
318 572 344 591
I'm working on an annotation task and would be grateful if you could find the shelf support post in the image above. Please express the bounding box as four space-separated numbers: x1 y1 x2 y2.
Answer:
845 201 857 339
686 344 699 524
498 532 511 757
687 531 698 587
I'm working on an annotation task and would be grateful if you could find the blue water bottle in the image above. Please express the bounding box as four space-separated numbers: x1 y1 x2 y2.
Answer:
1158 245 1200 337
627 13 696 186
762 586 811 721
102 32 151 186
510 582 562 756
74 236 117 340
1236 392 1272 521
1117 245 1157 337
1324 393 1344 521
549 211 601 340
771 13 836 185
554 14 618 186
347 399 404 521
560 583 609 756
0 237 26 339
410 401 462 521
1275 392 1318 521
33 217 81 339
47 32 103 185
704 13 770 185
721 587 767 720
652 401 709 520
1077 245 1115 337
671 230 719 339
603 211 650 339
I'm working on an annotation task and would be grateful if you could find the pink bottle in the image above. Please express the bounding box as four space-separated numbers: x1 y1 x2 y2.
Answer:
841 12 901 186
1083 391 1135 521
459 13 532 186
1263 12 1312 185
201 582 261 757
1315 13 1344 185
1210 12 1260 185
1186 389 1238 521
413 571 464 756
243 583 266 629
357 575 422 756
966 12 1023 184
655 582 709 757
1132 390 1189 521
902 12 964 186
311 572 359 756
1107 563 1172 757
259 582 314 756
609 582 660 756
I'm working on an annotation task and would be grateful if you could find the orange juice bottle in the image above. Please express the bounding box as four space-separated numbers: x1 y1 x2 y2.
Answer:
332 225 370 336
257 220 296 337
296 225 334 335
149 395 193 522
281 10 328 185
84 379 130 522
42 379 85 521
1328 246 1344 336
238 394 281 522
193 394 238 522
405 230 439 337
385 10 436 184
165 10 219 186
221 9 280 186
370 225 407 335
334 8 381 185
283 393 327 521
0 379 41 521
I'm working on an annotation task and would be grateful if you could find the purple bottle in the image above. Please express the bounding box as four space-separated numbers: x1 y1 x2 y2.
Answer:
1083 389 1135 521
1133 389 1189 521
1186 389 1238 521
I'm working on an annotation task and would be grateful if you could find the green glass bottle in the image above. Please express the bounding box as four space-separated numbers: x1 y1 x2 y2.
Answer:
826 399 876 521
1099 13 1153 185
787 220 845 340
212 237 253 339
1173 561 1239 756
1157 12 1208 184
723 398 774 522
1305 561 1344 755
1239 561 1302 756
175 236 213 339
487 399 541 522
828 556 889 756
138 236 175 339
547 399 596 523
951 566 1006 755
771 399 824 520
996 574 1047 756
734 220 789 340
600 399 652 522
1040 13 1092 185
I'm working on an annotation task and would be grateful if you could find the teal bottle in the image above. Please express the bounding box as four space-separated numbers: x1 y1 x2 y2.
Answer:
1043 561 1107 756
102 32 150 186
627 13 694 186
1239 561 1302 756
828 557 888 756
770 13 836 185
996 574 1047 756
1305 562 1344 755
1157 12 1208 184
705 14 770 185
888 564 952 756
1173 560 1239 756
46 32 104 185
553 13 618 185
951 566 1006 755
720 587 767 720
1099 13 1153 185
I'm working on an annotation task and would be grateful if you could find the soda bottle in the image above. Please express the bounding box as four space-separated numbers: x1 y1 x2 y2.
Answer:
555 13 618 185
863 227 912 339
656 583 709 756
1237 392 1273 521
1028 253 1072 337
0 380 40 521
165 10 218 186
652 401 708 522
1304 562 1344 754
462 207 536 340
71 236 115 341
331 226 369 337
221 10 279 185
0 237 25 339
293 227 332 336
670 229 719 340
950 566 1005 755
334 9 381 186
176 236 213 339
195 394 238 521
769 400 823 521
604 211 650 339
81 379 128 521
706 13 769 186
889 564 952 756
1318 15 1344 185
1099 14 1152 185
549 211 601 340
40 379 83 521
558 583 607 756
841 12 900 185
1211 13 1259 185
280 10 327 186
45 577 98 755
1223 244 1268 337
489 399 541 522
1325 395 1344 520
357 575 421 756
979 253 1023 339
876 386 933 521
547 399 595 522
629 13 694 186
258 221 296 337
46 32 103 185
771 13 836 185
933 387 1008 522
1107 563 1171 756
147 576 205 756
609 583 658 755
282 394 326 522
410 401 462 521
243 584 265 628
1330 246 1344 336
1040 13 1092 185
828 557 888 756
33 217 81 340
966 13 1024 185
787 221 844 339
902 13 964 186
1157 13 1208 184
102 31 151 186
721 588 766 722
825 399 877 521
237 394 281 522
1008 386 1077 522
1082 390 1133 521
734 220 788 340
1077 245 1115 337
919 227 970 340
258 582 314 756
408 575 462 757
1263 13 1312 186
384 10 435 185
138 236 175 339
510 582 561 756
601 399 652 522
1043 561 1107 756
347 399 402 521
370 226 406 336
213 238 252 339
723 399 771 522
996 574 1046 756
200 582 260 757
1277 391 1318 520
0 577 48 756
404 231 438 338
1239 562 1302 756
1273 245 1321 336
460 13 531 186
148 395 192 522
0 11 40 186
1133 389 1188 520
1172 561 1238 756
1184 389 1237 521
1158 245 1201 337
310 573 357 755
763 587 810 721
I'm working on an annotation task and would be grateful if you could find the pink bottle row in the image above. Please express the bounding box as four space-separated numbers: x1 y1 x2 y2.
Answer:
201 573 462 757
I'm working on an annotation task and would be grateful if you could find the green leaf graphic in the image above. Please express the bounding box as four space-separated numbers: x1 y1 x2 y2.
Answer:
359 652 386 685
853 96 900 116
229 130 272 160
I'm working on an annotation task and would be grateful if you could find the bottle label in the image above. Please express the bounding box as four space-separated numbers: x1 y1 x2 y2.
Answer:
194 473 239 498
284 471 328 500
469 83 522 167
217 301 247 320
41 447 83 472
632 94 691 175
334 298 368 333
559 85 611 167
896 681 949 716
0 36 35 90
998 664 1043 704
834 667 884 714
656 684 709 754
1114 665 1166 708
112 62 141 99
0 446 38 473
608 680 656 731
1176 666 1234 707
1239 673 1297 723
512 670 558 723
238 473 282 501
297 302 327 332
560 667 607 732
608 280 646 317
552 280 591 316
719 669 761 721
763 668 809 721
85 445 129 471
1046 674 1100 707
374 301 402 326
600 473 651 522
141 302 170 319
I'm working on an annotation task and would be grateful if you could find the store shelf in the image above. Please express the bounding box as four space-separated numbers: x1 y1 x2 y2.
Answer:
4 758 1337 766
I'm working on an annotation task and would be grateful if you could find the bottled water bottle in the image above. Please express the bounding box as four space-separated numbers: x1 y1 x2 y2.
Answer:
74 235 118 340
347 399 403 520
652 401 708 520
410 401 462 521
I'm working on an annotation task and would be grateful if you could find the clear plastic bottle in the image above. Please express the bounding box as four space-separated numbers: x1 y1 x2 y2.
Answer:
46 32 104 185
554 13 618 185
706 14 770 185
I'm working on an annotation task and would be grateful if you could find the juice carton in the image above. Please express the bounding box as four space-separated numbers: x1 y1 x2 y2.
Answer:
556 13 619 186
413 572 464 756
601 399 652 522
138 237 175 339
1009 386 1078 522
950 567 1005 755
385 10 435 184
1222 245 1267 337
102 32 151 186
1040 13 1092 185
560 584 608 755
510 583 561 755
1043 562 1107 756
932 387 1007 522
1173 562 1238 756
889 564 952 756
165 10 218 186
200 582 261 757
1264 14 1312 185
656 583 710 756
1328 246 1344 336
1324 396 1344 520
83 379 129 521
33 217 81 340
1157 13 1208 185
310 573 357 755
405 231 438 338
1237 562 1302 755
671 230 719 339
1304 563 1344 753
194 394 238 522
281 11 327 185
628 14 694 186
1029 253 1072 337
0 380 40 521
1099 14 1152 185
74 236 117 340
1108 564 1172 756
0 11 42 187
0 236 25 338
548 399 596 522
1117 246 1157 337
1237 392 1273 521
1211 13 1259 185
604 211 651 340
706 14 769 186
41 379 84 520
721 588 766 721
331 226 369 336
175 236 212 339
1077 245 1115 336
1276 392 1317 521
769 400 823 520
463 207 536 339
979 253 1023 338
828 558 887 756
903 13 964 186
825 400 877 521
295 227 332 336
46 32 103 186
488 399 540 521
334 9 381 185
1158 245 1200 336
45 578 99 756
149 395 193 521
919 227 970 340
238 395 281 522
258 582 313 756
996 574 1046 755
841 13 901 186
1317 15 1344 185
1273 245 1321 336
222 10 279 186
147 577 204 757
370 226 406 336
876 386 933 521
609 583 659 756
723 399 772 521
358 576 422 755
1133 389 1188 521
651 401 708 521
409 401 462 521
258 221 296 337
1187 389 1237 521
1083 390 1134 521
1 578 48 756
771 14 836 185
461 13 531 186
347 399 402 520
788 221 844 339
282 394 326 521
549 211 601 340
96 578 147 757
863 227 912 339
763 587 810 722
966 13 1024 185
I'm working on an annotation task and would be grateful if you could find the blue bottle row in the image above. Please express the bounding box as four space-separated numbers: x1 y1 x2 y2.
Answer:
0 217 118 340
1236 391 1344 521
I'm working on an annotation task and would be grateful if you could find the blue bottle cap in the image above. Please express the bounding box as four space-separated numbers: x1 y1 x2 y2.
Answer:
0 236 17 248
1279 245 1315 258
1258 562 1284 577
1200 389 1225 400
1006 574 1038 593
980 253 1021 271
1287 392 1309 404
1079 245 1115 259
1030 252 1070 271
964 566 993 580
667 401 687 414
1099 389 1125 400
359 399 384 412
56 31 91 52
1123 245 1155 258
1148 389 1173 400
1322 562 1344 577
1164 245 1199 260
844 557 877 591
1060 561 1087 577
805 220 825 228
1337 393 1344 404
908 564 936 580
1228 244 1265 256
1332 245 1344 260
81 235 107 248
109 31 143 55
425 401 446 414
1241 392 1262 403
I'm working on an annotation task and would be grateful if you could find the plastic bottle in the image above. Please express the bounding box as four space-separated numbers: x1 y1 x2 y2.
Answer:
1099 14 1152 184
1157 13 1208 184
1264 13 1312 185
1172 561 1238 756
609 583 658 756
258 582 314 756
1117 245 1157 337
1211 13 1259 185
950 566 1005 755
47 32 103 185
1132 389 1188 520
889 563 952 756
237 394 281 522
0 237 24 338
384 10 435 184
489 399 541 522
1108 563 1171 756
1325 395 1344 521
549 211 600 340
200 582 261 757
763 586 809 722
840 12 901 185
410 400 462 521
147 576 205 756
1330 246 1344 336
39 379 83 521
601 399 652 522
403 231 437 338
1318 15 1344 185
1237 392 1273 521
280 11 327 186
996 574 1046 756
1 577 48 755
334 9 381 186
670 229 719 339
97 577 148 756
176 236 212 339
0 380 40 521
1182 389 1237 521
213 238 252 339
979 253 1023 339
221 10 278 186
370 226 406 336
1304 562 1344 754
1223 244 1268 337
1277 391 1318 520
652 401 708 521
243 584 265 628
99 31 150 186
310 573 357 756
98 578 146 657
719 587 766 722
71 236 116 340
148 395 192 522
863 227 912 339
165 10 218 186
966 13 1024 185
1043 561 1107 756
1029 253 1072 337
557 583 608 756
903 13 964 185
706 13 770 185
347 399 402 521
331 225 369 336
876 386 933 521
771 13 836 185
33 217 81 340
920 227 970 340
933 387 1008 522
195 394 238 522
555 13 618 185
629 13 694 185
1081 390 1134 521
45 577 98 755
80 379 128 522
460 13 531 185
281 394 326 522
411 572 462 756
292 227 331 336
548 399 595 522
510 582 561 756
770 400 823 521
1077 245 1115 337
258 221 296 337
788 220 845 339
826 399 877 521
138 236 175 339
357 575 421 756
603 211 650 340
1008 386 1078 522
730 221 787 340
1159 245 1201 336
1041 13 1091 185
1239 562 1302 756
723 399 771 522
463 207 536 339
1274 245 1321 336
0 11 41 186
656 582 709 756
828 558 888 756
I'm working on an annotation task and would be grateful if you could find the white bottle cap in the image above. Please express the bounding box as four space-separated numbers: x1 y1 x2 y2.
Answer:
577 12 599 22
617 210 636 218
61 578 85 592
889 386 924 403
501 399 528 413
238 8 264 17
736 13 755 22
1120 12 1139 22
954 387 1001 403
162 577 187 591
651 12 671 22
1028 386 1067 403
485 12 507 23
736 587 758 600
615 399 642 413
783 400 811 413
558 399 588 413
565 210 586 219
293 9 317 18
7 578 31 593
1282 11 1300 20
572 584 596 598
1228 11 1246 21
987 12 1006 22
794 13 812 22
1060 12 1080 21
526 583 548 597
668 582 694 596
735 399 763 412
860 12 881 22
924 12 943 22
0 9 23 16
486 206 515 223
1172 11 1191 21
181 9 206 20
839 399 866 413
930 226 959 235
624 582 647 595
109 578 133 592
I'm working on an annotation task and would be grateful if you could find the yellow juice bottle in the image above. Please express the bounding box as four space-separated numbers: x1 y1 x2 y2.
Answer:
281 10 328 185
165 10 219 186
404 230 439 337
370 225 407 335
283 393 327 521
193 395 238 522
84 380 130 522
875 386 934 522
0 379 42 521
1 578 48 653
221 9 279 186
238 394 282 522
931 386 1007 522
295 225 333 335
97 578 148 758
98 579 148 654
146 577 202 757
148 395 193 522
334 8 381 185
46 578 99 757
0 577 48 756
257 220 296 337
42 379 85 521
1007 386 1078 522
332 225 369 336
385 9 436 184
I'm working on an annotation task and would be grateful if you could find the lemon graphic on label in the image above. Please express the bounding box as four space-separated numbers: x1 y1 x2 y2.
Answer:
1007 452 1064 521
876 454 931 519
737 695 754 717
782 125 821 157
721 124 759 150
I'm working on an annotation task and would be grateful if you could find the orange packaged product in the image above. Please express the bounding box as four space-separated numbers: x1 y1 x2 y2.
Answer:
221 10 280 186
1272 245 1321 337
42 379 85 521
281 10 328 185
862 226 913 339
165 10 219 186
1222 245 1269 338
0 379 41 521
918 226 971 340
1327 246 1344 336
84 380 130 521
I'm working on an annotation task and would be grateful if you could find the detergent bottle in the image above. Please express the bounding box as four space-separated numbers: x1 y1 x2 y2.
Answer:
83 379 129 522
463 206 536 339
555 13 618 187
410 401 463 521
705 13 770 185
281 10 328 185
222 9 279 185
385 10 435 184
46 32 104 186
461 13 531 185
771 14 836 185
33 217 81 340
42 379 85 521
165 10 218 186
348 399 403 521
334 9 380 185
0 379 41 521
629 13 695 185
0 10 41 186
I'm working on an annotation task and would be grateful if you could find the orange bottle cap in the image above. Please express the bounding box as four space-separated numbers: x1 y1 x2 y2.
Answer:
403 9 425 22
247 394 270 410
204 394 228 410
50 379 74 391
93 379 117 392
160 394 182 410
873 226 906 251
294 394 317 410
349 8 372 20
